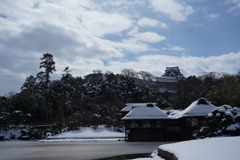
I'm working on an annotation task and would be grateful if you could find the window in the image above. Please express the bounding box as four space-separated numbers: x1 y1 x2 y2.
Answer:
187 118 199 127
130 121 139 128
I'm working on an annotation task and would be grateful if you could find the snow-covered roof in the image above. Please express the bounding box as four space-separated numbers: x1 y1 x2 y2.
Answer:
122 103 169 120
178 98 216 117
168 109 182 118
121 103 156 112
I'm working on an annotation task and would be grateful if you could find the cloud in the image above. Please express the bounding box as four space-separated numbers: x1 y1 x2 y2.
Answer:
162 45 187 52
206 14 219 21
226 0 240 15
81 11 133 37
108 39 149 54
107 51 240 76
137 17 168 28
0 0 239 96
102 0 145 7
149 0 194 21
127 27 166 43
133 32 166 43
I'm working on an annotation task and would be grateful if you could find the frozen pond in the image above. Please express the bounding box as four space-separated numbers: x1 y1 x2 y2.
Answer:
0 141 173 160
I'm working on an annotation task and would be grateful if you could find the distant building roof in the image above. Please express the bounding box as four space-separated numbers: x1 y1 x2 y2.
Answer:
166 66 180 71
121 103 156 112
177 98 216 118
156 77 178 83
122 103 169 120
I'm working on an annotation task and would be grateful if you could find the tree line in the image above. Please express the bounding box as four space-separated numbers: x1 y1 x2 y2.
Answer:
1 53 240 132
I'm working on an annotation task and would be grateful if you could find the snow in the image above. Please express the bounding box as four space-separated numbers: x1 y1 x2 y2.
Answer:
132 150 164 160
122 104 169 120
0 129 27 139
215 105 240 119
40 138 123 142
14 110 23 114
48 125 124 139
227 123 240 131
159 136 240 160
121 103 156 112
178 98 216 117
168 109 182 118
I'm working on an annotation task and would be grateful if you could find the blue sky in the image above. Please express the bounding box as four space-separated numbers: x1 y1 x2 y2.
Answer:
0 0 240 95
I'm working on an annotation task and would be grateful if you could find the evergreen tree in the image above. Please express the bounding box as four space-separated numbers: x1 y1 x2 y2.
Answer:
39 53 56 84
38 53 56 123
194 105 240 138
207 75 240 106
21 75 37 93
59 67 74 117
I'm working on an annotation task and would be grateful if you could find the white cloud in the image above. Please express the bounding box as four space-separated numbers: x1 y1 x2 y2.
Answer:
149 0 194 22
127 27 166 43
206 14 219 21
110 40 149 54
102 0 146 7
133 32 166 43
160 23 168 28
137 17 167 28
162 45 187 52
107 51 240 76
81 11 133 37
226 0 240 15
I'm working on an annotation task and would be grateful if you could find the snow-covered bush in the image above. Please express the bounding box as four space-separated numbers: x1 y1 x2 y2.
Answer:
194 105 240 138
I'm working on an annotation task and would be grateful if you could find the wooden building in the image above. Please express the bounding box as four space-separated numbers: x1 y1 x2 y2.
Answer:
176 98 216 140
122 103 170 141
121 98 216 141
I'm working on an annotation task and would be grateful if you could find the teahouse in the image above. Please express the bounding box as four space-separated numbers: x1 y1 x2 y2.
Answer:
121 98 216 141
177 98 216 140
122 103 170 141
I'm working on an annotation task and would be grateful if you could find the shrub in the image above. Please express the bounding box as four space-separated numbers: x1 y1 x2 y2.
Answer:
194 105 240 138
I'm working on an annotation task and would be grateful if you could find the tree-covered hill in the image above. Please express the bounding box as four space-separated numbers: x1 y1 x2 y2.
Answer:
1 53 240 133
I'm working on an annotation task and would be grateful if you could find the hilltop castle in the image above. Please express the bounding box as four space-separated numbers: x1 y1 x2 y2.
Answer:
156 66 184 83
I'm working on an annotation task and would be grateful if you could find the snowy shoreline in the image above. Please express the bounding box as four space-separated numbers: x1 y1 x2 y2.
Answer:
158 136 240 160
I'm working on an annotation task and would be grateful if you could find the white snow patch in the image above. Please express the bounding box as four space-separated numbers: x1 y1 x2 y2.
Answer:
168 109 182 118
48 125 124 139
132 150 164 160
0 129 27 139
39 138 124 142
159 136 240 160
227 123 240 131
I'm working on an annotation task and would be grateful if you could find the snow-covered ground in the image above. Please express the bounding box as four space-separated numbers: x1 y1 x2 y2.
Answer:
159 136 240 160
132 150 164 160
45 125 125 141
133 136 240 160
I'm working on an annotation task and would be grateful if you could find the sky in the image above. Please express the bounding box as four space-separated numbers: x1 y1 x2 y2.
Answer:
1 0 240 96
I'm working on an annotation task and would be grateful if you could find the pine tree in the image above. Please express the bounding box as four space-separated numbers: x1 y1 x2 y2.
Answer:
38 53 56 123
39 53 56 84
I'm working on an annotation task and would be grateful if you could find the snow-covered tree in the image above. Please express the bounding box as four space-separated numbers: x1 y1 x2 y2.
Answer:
38 53 56 123
21 75 37 92
194 105 240 138
39 53 56 84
